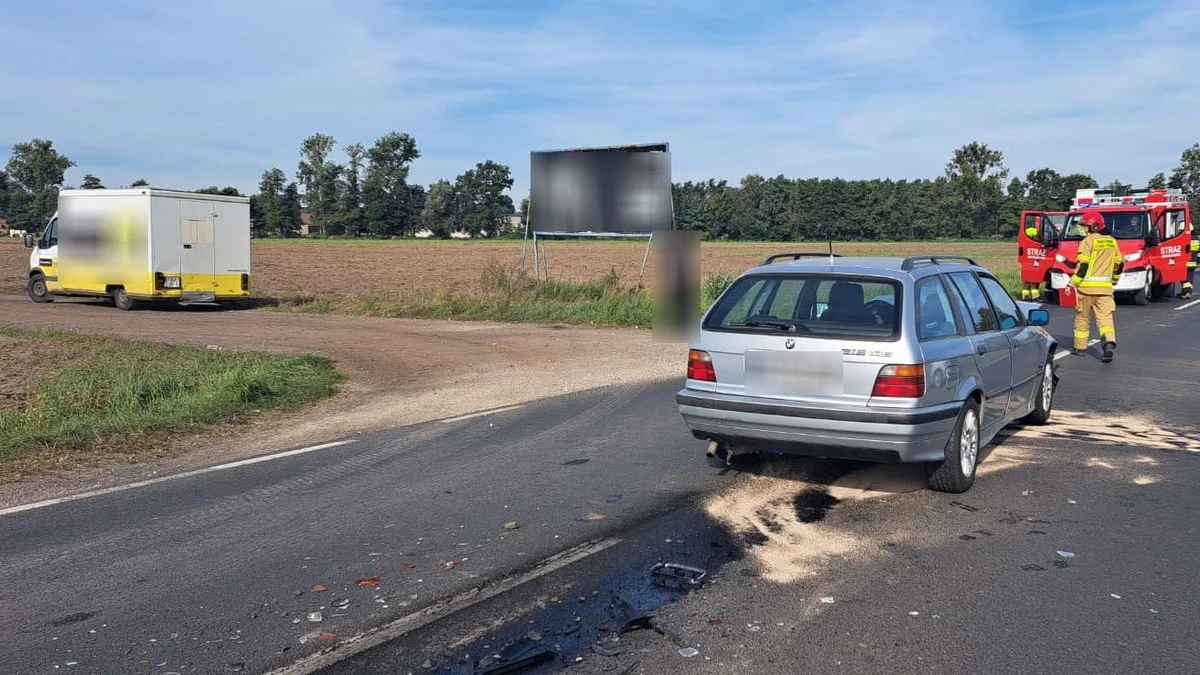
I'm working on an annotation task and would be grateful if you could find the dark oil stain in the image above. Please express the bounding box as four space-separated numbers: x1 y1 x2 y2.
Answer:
561 458 590 466
793 488 841 523
959 534 976 541
50 611 97 627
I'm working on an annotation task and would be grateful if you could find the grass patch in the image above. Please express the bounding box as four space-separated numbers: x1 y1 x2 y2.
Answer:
0 326 342 474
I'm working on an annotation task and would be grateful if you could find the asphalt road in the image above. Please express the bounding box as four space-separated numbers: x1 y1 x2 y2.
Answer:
3 298 1199 675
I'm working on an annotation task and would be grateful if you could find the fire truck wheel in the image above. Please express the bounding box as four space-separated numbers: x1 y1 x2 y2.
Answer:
926 398 980 494
1133 275 1151 305
1019 357 1055 426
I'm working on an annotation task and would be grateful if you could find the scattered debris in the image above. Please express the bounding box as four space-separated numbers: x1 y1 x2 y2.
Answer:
504 521 520 531
1021 564 1046 572
650 563 707 590
402 563 418 570
708 619 725 626
561 458 590 466
1056 551 1076 558
679 647 699 658
225 664 244 673
1022 490 1031 496
1111 594 1122 599
1150 609 1159 614
820 597 836 604
908 611 920 616
311 585 328 593
615 598 655 634
592 643 625 657
478 639 555 674
581 513 608 522
354 576 381 588
319 632 337 641
1067 499 1077 505
441 560 460 570
307 612 323 623
950 501 978 512
332 598 351 609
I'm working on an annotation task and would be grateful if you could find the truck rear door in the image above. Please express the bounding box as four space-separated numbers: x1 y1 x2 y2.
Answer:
180 199 217 295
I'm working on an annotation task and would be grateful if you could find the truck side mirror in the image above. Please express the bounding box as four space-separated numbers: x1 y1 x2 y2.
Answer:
23 233 35 249
1147 229 1162 246
1039 228 1057 247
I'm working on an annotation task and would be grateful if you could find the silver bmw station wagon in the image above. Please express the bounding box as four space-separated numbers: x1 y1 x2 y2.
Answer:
677 254 1058 493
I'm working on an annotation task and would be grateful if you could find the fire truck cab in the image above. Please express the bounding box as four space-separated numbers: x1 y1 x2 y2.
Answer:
1017 210 1067 300
1027 187 1191 306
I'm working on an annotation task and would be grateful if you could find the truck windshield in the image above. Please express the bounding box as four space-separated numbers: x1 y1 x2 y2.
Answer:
704 273 901 340
1061 211 1148 241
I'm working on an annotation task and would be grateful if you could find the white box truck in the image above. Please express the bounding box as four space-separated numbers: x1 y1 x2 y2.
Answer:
23 188 251 309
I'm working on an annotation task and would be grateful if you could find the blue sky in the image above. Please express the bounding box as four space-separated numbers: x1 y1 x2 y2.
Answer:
2 0 1198 201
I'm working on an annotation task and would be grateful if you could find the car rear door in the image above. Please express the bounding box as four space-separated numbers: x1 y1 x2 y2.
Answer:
945 272 1014 431
976 273 1042 416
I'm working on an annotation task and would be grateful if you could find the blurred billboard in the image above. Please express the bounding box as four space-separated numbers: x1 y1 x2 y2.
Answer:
529 143 672 233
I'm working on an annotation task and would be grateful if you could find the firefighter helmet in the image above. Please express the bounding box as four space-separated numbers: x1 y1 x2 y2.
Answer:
1081 211 1107 234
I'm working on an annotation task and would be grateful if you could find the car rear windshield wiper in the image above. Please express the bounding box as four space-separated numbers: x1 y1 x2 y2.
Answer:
738 319 801 332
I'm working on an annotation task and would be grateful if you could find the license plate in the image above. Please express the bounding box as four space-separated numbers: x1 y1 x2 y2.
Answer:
743 349 844 398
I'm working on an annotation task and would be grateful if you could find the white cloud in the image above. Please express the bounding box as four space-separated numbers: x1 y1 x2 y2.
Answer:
0 0 1197 200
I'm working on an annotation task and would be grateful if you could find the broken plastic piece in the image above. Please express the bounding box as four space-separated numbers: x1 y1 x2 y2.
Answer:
679 647 699 658
1056 551 1076 558
650 563 707 589
820 597 835 604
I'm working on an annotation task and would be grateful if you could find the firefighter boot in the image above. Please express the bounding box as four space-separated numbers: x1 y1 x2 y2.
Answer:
1102 341 1115 363
1021 287 1032 300
1181 282 1193 300
1030 287 1042 301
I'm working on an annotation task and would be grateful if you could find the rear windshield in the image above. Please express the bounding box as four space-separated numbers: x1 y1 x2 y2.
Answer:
704 273 902 340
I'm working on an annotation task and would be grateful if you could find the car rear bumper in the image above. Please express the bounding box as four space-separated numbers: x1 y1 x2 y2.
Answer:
676 389 962 463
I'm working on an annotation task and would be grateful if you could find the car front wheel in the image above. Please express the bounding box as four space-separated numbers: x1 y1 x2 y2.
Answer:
926 398 981 494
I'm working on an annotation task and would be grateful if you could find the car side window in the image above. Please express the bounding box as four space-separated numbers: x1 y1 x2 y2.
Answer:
947 272 999 333
916 277 958 340
977 275 1022 330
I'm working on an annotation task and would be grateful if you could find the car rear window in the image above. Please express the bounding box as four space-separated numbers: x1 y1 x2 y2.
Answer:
704 273 901 340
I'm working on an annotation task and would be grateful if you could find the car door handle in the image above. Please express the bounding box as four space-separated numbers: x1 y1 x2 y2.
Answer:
183 244 192 249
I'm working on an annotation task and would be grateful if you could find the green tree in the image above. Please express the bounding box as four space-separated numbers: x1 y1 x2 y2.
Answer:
81 174 104 189
4 138 75 230
1148 172 1167 189
0 169 10 220
196 186 242 196
945 141 1009 237
363 132 420 237
419 179 456 238
130 178 150 187
297 133 342 238
340 142 366 237
1168 143 1200 214
254 168 293 237
451 160 515 237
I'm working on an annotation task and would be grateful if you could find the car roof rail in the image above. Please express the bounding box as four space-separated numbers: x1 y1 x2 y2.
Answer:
900 255 978 271
760 252 842 265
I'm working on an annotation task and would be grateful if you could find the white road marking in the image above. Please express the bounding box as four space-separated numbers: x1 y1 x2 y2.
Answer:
439 405 524 424
262 537 622 675
0 440 357 517
1175 299 1200 312
1054 339 1101 360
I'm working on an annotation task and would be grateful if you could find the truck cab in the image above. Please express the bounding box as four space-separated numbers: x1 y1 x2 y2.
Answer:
1017 210 1066 298
24 212 61 302
1038 188 1191 306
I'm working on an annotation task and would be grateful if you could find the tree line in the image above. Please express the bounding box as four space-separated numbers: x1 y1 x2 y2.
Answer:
2 136 1197 241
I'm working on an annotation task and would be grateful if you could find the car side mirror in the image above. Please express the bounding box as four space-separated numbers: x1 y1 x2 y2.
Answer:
23 233 35 249
1147 229 1162 246
1027 309 1049 326
1039 228 1058 247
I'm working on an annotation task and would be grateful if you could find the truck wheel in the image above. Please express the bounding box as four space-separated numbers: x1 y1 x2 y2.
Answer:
1019 357 1055 425
112 287 137 311
926 398 980 494
1133 274 1151 305
27 273 53 303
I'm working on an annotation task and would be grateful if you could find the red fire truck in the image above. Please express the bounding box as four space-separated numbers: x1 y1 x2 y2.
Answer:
1022 187 1192 306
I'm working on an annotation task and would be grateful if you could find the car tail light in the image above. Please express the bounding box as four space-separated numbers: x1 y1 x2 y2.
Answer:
687 349 716 382
872 364 925 398
154 272 165 290
241 273 250 291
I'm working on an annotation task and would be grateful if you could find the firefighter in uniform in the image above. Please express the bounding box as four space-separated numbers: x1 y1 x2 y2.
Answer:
1021 221 1043 301
1181 222 1198 300
1068 211 1123 362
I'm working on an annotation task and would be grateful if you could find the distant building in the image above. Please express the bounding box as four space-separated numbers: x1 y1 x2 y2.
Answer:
299 212 314 236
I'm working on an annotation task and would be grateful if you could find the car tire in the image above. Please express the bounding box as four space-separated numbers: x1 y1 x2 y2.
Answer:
926 398 981 494
112 287 137 311
1133 275 1151 305
1019 357 1055 425
27 273 53 303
